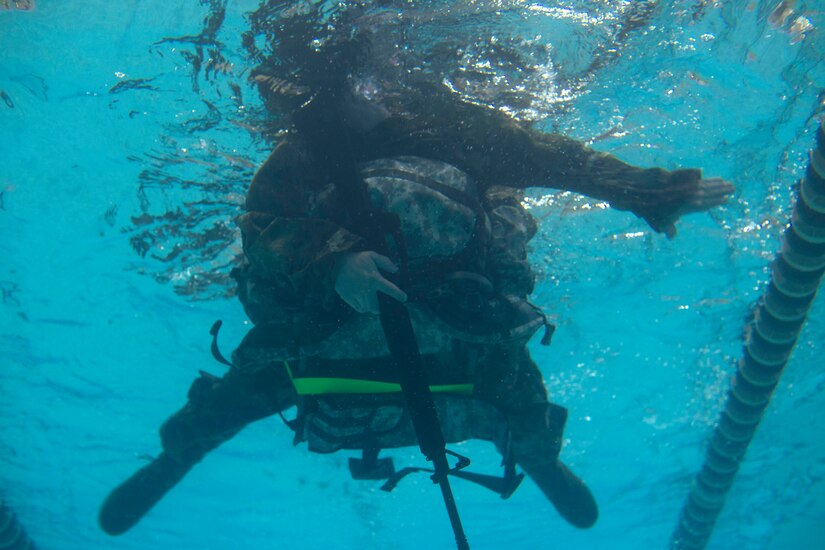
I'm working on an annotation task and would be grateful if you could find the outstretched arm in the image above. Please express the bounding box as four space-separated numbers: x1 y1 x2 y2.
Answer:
514 130 734 237
362 95 733 237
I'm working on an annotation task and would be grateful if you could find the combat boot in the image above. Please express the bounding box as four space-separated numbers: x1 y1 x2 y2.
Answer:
508 402 598 528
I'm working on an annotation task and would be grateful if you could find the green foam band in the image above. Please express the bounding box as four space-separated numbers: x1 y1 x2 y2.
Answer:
283 360 473 395
292 377 474 395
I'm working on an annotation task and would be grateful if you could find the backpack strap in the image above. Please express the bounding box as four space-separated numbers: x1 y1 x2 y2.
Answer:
209 320 233 367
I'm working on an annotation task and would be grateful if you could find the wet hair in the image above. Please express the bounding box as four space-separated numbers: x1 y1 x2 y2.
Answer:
246 1 375 115
244 0 569 125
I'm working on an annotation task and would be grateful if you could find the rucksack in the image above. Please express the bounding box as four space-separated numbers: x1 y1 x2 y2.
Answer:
231 155 552 365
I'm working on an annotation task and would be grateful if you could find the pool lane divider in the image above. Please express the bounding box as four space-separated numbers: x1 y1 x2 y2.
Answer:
670 118 825 550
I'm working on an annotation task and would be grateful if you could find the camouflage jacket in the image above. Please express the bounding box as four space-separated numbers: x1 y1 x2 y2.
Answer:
232 103 702 359
233 141 541 360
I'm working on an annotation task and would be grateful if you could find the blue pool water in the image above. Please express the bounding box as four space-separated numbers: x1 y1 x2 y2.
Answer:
1 1 823 549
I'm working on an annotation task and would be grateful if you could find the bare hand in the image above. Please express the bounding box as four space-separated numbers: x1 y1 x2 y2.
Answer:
679 177 734 213
333 251 408 314
658 177 734 239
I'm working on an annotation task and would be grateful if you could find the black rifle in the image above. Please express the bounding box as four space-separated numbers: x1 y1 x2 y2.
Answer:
294 92 470 550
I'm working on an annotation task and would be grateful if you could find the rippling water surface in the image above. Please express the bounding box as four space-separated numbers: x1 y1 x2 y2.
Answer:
1 1 823 548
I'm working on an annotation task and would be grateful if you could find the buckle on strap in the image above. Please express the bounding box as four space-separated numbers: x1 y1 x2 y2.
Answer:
378 448 524 499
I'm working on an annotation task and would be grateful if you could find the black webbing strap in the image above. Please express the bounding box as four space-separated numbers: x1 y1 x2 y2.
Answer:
209 320 233 367
376 293 469 549
381 448 524 499
294 91 470 550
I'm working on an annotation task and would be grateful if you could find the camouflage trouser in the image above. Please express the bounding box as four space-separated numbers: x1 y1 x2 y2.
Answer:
159 339 565 469
296 341 566 462
159 366 295 464
466 341 566 465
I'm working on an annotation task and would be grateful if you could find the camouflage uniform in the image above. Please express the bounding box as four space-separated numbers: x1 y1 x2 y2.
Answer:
151 90 704 532
170 146 556 460
100 10 712 534
159 94 699 466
